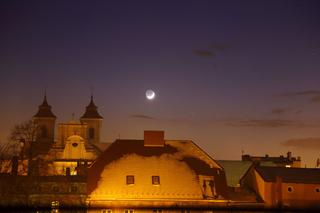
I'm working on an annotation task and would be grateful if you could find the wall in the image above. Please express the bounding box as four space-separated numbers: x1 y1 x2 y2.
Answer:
89 154 204 200
280 182 320 208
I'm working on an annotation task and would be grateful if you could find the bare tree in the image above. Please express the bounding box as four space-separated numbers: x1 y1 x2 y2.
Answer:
0 142 19 173
6 119 42 175
9 119 40 158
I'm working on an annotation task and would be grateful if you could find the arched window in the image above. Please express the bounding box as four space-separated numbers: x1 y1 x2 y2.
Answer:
41 125 48 138
89 128 95 139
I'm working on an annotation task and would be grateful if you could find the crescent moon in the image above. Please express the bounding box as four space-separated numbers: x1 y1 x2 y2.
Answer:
146 90 155 100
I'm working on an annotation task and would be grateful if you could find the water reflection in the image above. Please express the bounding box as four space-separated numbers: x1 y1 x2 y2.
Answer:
1 210 292 213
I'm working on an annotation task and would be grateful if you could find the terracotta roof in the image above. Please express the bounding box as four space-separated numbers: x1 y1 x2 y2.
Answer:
81 96 103 119
33 95 56 118
255 166 320 184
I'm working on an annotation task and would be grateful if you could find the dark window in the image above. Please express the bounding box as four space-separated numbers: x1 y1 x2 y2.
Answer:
33 185 41 192
72 142 78 147
71 185 78 193
287 186 293 192
316 188 320 193
52 186 59 192
41 125 48 138
89 128 95 139
152 176 160 185
126 175 134 185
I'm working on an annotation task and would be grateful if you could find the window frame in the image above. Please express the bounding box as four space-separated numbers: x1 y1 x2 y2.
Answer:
152 175 160 185
126 175 135 185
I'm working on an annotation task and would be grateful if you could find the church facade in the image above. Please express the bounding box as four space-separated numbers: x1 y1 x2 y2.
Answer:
32 95 106 175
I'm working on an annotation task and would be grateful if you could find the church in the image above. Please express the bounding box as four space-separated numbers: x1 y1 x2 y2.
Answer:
31 94 108 175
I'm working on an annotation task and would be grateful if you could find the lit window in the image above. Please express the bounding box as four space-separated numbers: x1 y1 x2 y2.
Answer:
124 210 134 213
126 175 134 185
152 176 160 185
101 210 112 213
287 186 293 192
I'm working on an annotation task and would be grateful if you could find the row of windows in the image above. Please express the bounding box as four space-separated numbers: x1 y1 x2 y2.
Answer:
102 209 163 213
126 175 160 185
39 126 96 139
52 185 78 193
287 186 320 193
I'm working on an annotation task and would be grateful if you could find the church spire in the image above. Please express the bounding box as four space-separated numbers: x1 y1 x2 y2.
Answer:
81 95 103 119
33 94 56 118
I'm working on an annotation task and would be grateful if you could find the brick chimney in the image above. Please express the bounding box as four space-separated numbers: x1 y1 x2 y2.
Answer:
144 130 164 147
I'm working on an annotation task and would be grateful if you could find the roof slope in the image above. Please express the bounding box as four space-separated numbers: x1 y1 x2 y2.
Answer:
87 139 227 195
217 160 253 187
256 166 320 184
81 96 103 119
33 95 56 118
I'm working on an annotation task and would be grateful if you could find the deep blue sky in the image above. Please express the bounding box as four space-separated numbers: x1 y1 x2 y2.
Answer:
1 0 320 166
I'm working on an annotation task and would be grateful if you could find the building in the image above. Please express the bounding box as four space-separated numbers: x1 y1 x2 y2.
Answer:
87 131 229 208
31 95 108 175
240 165 320 209
0 173 87 208
242 152 301 168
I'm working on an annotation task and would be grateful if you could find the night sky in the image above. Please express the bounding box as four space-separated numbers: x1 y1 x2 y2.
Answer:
1 0 320 167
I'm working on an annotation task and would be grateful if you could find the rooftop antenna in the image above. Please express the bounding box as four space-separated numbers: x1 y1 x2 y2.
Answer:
72 112 75 121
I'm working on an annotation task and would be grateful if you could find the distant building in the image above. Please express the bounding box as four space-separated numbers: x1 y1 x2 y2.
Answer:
31 95 109 175
0 174 87 207
240 165 320 209
242 152 301 168
87 131 229 208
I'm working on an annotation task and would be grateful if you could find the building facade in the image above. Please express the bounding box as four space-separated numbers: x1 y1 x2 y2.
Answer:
31 95 106 175
242 152 301 168
87 131 229 208
240 165 320 209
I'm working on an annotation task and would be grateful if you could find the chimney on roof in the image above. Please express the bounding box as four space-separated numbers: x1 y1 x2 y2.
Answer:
144 130 165 147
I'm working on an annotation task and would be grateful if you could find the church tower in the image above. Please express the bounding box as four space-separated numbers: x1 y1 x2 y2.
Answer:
80 96 103 144
33 94 56 144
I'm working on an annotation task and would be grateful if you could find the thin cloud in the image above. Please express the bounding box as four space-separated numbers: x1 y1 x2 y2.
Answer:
271 108 303 115
209 43 232 51
282 138 320 150
278 90 320 103
131 114 156 120
194 42 232 58
226 119 319 128
280 90 320 96
194 50 215 58
271 108 288 115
